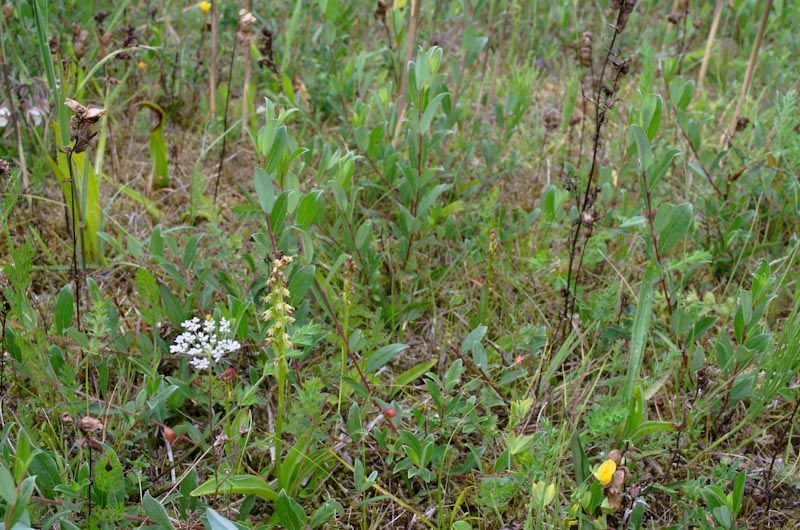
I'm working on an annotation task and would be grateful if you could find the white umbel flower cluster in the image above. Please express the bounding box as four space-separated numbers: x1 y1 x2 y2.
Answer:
170 316 241 371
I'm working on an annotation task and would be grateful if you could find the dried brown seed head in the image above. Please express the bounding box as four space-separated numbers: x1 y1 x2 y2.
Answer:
579 31 593 68
78 415 104 433
666 12 683 25
375 0 388 19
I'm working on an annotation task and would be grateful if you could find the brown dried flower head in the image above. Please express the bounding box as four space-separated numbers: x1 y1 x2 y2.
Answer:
258 26 278 76
72 24 89 59
65 98 106 153
77 415 104 434
610 0 638 31
579 31 593 69
375 0 388 19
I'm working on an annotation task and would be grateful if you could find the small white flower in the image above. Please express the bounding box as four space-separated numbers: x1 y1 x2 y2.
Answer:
0 106 10 128
171 315 241 371
190 357 210 370
27 106 44 126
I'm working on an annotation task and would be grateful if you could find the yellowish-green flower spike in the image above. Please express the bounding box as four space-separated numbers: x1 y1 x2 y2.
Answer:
594 459 617 486
262 256 295 351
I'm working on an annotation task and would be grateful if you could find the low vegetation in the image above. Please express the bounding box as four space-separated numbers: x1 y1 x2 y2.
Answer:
0 0 798 528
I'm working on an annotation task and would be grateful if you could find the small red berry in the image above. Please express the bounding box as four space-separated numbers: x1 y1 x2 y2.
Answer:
384 408 396 418
163 426 177 443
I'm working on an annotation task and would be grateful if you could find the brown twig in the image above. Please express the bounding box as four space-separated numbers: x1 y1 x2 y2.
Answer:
765 398 800 515
697 0 724 91
640 170 674 316
241 0 254 128
560 1 637 338
392 0 421 144
212 32 238 205
209 0 219 118
722 0 772 147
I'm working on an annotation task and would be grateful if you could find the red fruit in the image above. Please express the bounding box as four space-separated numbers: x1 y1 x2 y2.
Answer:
384 408 396 418
163 426 177 443
221 367 236 382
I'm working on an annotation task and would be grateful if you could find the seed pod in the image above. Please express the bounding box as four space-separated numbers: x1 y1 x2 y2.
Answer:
49 35 60 55
237 9 256 45
542 107 560 132
65 98 106 153
611 0 638 31
84 436 104 450
736 117 750 132
579 31 593 68
72 24 89 59
93 10 109 24
257 26 278 76
78 415 104 434
375 0 388 19
666 11 683 25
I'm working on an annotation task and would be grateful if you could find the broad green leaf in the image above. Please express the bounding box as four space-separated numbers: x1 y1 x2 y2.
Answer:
288 265 315 306
630 420 675 442
460 326 487 353
623 266 657 403
191 475 277 502
365 343 408 373
296 191 322 230
139 102 169 189
270 190 292 233
628 124 653 171
276 489 307 530
421 92 448 133
206 508 239 530
310 498 343 528
640 94 662 140
392 359 437 397
570 432 589 485
143 492 175 529
54 285 73 335
654 203 693 253
254 168 274 213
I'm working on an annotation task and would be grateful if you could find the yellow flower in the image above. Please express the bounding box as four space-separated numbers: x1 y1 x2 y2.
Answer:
594 459 617 486
136 61 147 71
199 1 212 16
393 0 407 9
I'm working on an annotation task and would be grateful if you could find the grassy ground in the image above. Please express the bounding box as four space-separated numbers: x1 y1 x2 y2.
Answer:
1 0 799 528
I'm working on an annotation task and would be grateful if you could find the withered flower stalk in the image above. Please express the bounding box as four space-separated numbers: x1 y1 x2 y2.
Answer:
240 6 256 126
63 98 105 331
558 0 638 340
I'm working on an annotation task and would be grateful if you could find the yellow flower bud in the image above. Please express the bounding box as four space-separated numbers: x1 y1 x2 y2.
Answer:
136 61 147 71
594 459 617 486
199 1 212 16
